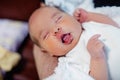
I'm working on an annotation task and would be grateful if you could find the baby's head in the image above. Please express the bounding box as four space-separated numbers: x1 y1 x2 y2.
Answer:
29 6 83 56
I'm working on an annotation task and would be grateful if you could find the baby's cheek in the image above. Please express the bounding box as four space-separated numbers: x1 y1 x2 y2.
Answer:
45 38 66 56
45 37 59 50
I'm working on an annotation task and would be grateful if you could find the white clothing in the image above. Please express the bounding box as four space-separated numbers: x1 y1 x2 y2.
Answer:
82 21 120 80
45 21 120 80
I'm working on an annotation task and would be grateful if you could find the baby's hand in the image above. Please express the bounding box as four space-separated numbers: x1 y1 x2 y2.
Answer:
87 34 105 59
73 8 88 23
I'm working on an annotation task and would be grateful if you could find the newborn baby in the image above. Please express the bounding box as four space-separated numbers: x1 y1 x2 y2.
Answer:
29 6 120 80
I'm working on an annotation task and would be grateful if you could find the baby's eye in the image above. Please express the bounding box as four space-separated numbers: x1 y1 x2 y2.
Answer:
55 15 62 23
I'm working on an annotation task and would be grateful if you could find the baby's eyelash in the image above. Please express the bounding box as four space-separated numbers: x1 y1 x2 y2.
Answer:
55 15 62 23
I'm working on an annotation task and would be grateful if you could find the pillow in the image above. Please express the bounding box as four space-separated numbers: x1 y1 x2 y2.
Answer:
0 19 28 52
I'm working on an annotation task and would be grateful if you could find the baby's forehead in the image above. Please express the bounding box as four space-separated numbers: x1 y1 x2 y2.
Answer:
39 6 62 14
35 7 62 21
30 6 63 28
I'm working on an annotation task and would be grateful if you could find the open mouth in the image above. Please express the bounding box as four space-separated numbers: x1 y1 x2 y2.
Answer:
61 33 73 44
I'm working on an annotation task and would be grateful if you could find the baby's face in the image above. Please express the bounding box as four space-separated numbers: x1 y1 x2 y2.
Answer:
29 7 82 56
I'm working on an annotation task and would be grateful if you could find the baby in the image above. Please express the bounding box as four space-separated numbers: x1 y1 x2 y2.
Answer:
29 6 120 80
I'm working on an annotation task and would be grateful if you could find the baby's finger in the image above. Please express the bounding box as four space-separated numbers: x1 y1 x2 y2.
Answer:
79 8 85 13
95 39 105 49
74 9 81 16
76 8 81 14
90 34 101 40
73 13 79 20
73 12 78 17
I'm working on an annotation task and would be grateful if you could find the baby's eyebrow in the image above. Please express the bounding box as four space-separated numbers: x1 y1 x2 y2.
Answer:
51 12 60 19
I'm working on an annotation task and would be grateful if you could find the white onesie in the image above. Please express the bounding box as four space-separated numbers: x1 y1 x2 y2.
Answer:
45 21 120 80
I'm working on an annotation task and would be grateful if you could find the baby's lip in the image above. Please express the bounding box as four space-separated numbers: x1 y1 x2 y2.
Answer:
61 33 73 44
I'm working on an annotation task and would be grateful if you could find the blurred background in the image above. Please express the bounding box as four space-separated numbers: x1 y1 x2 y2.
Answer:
0 0 43 80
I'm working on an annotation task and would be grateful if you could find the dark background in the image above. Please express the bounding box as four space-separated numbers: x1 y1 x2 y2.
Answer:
94 0 120 7
0 0 120 21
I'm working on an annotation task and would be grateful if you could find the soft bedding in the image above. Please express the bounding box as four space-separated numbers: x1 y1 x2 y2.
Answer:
45 0 120 25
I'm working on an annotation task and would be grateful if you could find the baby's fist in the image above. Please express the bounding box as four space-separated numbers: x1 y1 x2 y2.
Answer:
87 34 105 59
73 8 88 23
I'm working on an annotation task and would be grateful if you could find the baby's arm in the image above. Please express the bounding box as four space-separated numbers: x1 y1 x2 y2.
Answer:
74 8 119 27
87 34 108 80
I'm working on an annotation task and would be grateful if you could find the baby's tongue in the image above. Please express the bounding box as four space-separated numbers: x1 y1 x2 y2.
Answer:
62 33 72 44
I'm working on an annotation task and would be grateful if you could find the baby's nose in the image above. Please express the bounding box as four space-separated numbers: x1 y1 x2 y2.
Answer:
54 27 62 34
54 27 63 39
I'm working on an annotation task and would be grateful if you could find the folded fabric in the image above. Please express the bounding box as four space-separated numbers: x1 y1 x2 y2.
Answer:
0 46 21 72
